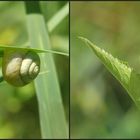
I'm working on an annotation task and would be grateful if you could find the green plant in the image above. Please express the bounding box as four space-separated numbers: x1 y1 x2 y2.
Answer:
25 2 68 139
0 1 68 139
80 37 140 109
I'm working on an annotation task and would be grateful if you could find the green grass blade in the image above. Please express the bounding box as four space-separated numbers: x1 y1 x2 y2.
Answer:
47 3 69 32
23 3 69 51
0 45 68 56
25 2 68 139
79 37 140 109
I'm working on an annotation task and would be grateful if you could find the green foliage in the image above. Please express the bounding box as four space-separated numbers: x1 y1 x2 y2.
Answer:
80 37 140 109
71 2 140 139
0 1 68 139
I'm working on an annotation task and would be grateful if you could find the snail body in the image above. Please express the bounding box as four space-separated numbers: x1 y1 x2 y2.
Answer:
2 50 40 87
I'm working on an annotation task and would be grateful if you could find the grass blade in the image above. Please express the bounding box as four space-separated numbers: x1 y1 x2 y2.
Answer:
23 2 69 51
0 45 68 56
47 2 69 32
25 2 68 138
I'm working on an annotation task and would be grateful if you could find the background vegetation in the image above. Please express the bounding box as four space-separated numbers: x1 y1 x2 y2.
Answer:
0 1 68 138
71 2 140 139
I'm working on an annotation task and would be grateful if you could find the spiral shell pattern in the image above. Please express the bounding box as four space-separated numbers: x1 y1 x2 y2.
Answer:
2 50 40 87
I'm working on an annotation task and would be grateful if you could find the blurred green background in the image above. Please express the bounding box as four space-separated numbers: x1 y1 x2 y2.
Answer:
71 2 140 139
0 1 68 139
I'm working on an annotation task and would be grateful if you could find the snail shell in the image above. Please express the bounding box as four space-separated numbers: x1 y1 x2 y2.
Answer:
2 50 40 87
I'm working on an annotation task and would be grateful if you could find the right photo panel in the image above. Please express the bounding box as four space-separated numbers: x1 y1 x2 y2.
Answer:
71 2 140 139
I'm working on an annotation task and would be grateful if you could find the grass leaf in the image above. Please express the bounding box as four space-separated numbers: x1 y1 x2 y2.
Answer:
0 45 68 56
47 2 69 32
25 2 68 139
23 2 69 52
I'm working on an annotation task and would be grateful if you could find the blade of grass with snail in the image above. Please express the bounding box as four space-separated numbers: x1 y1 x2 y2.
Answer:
79 37 140 109
0 45 68 56
25 2 68 139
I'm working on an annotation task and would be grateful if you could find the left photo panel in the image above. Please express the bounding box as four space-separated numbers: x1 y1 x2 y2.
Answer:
0 1 69 139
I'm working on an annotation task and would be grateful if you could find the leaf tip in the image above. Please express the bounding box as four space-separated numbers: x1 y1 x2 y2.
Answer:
78 36 89 43
78 36 99 53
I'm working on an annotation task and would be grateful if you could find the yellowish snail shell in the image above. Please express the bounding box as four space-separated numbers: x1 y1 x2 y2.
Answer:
2 50 40 87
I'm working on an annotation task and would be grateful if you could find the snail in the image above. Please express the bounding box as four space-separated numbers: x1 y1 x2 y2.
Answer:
2 50 40 87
